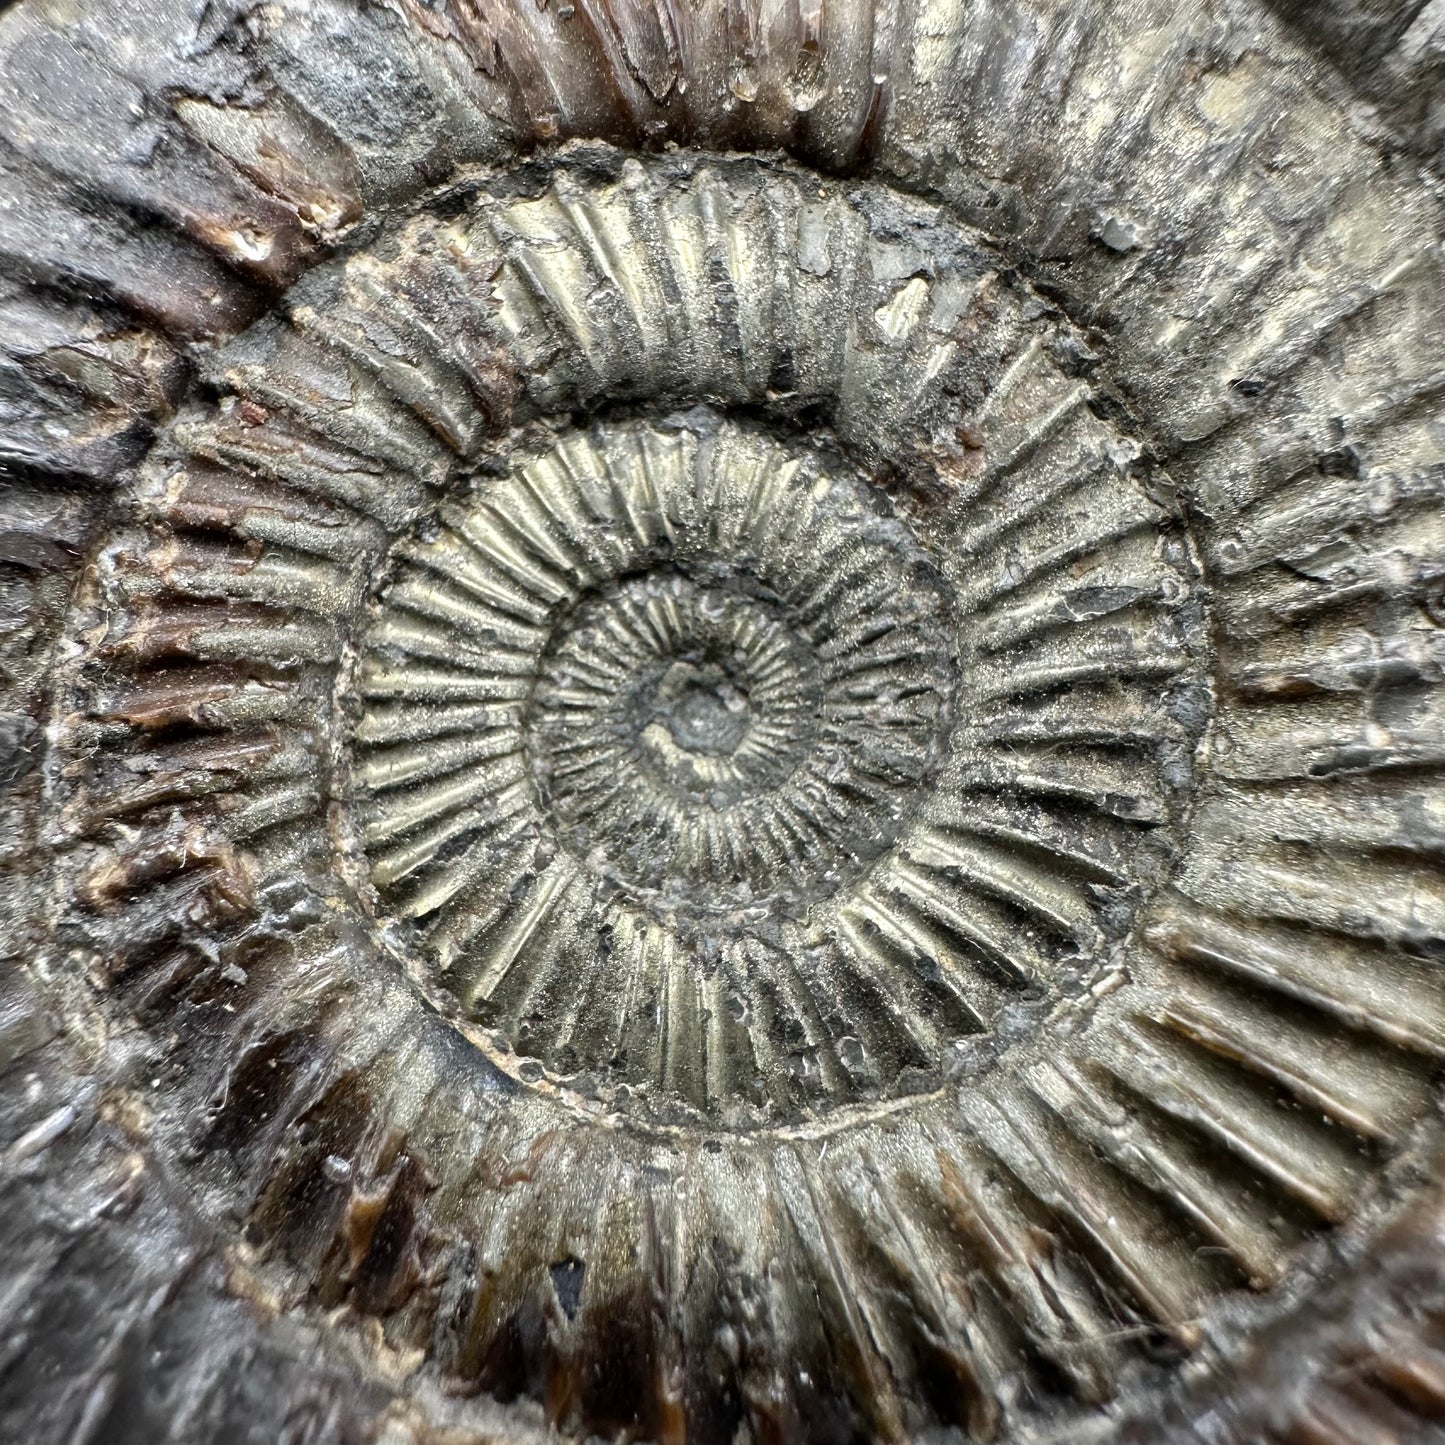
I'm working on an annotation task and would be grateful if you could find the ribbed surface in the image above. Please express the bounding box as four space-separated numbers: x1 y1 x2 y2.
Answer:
0 1 1440 1443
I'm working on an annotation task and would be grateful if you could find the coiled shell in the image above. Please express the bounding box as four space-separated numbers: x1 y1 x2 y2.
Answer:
0 2 1442 1443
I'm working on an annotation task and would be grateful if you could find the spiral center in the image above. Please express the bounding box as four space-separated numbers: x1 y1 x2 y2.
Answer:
528 563 845 898
651 666 750 759
347 415 966 1069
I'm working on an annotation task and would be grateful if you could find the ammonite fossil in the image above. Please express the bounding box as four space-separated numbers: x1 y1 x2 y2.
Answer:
0 1 1442 1442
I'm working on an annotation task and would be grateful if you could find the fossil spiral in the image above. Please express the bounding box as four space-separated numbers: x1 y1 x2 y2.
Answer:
0 1 1443 1443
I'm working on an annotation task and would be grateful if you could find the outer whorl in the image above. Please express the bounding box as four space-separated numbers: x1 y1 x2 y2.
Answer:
0 3 1442 1444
